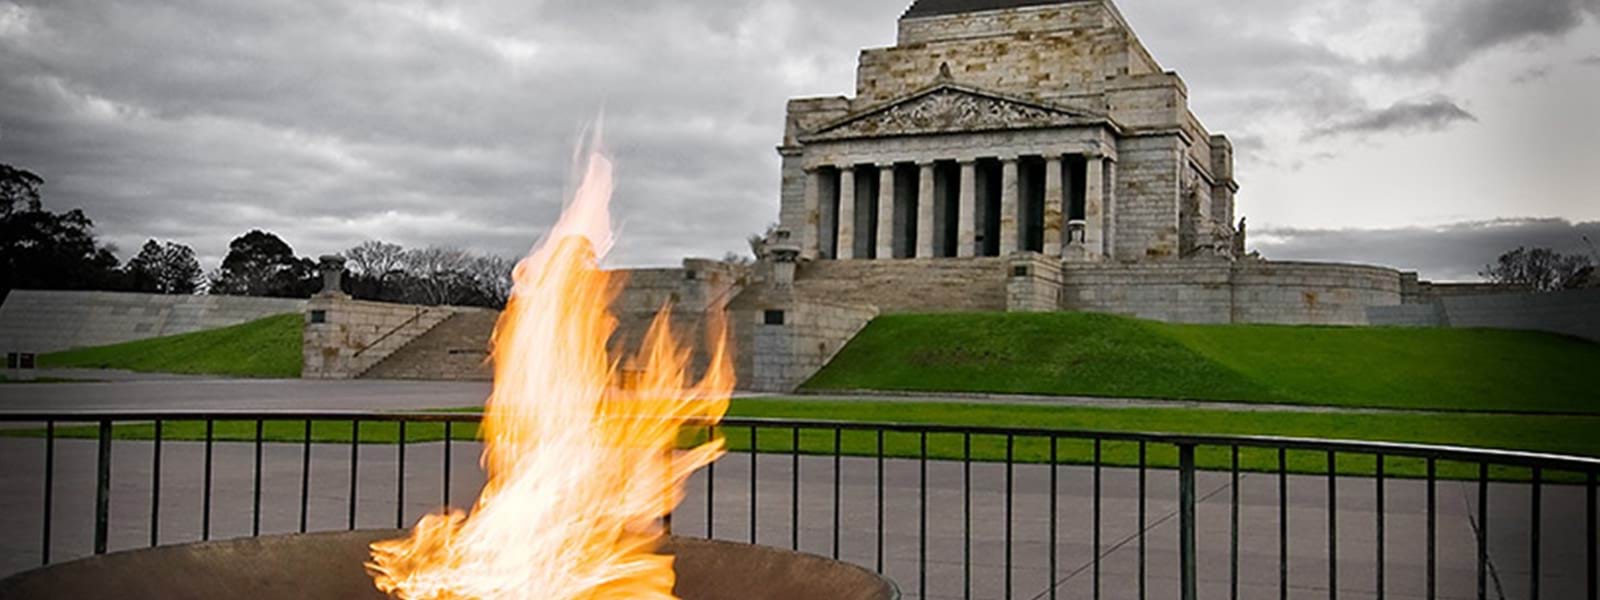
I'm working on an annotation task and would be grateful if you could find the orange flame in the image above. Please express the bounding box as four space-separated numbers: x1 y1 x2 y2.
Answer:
367 137 732 600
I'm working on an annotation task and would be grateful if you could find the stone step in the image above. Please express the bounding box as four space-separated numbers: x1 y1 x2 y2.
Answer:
360 311 497 381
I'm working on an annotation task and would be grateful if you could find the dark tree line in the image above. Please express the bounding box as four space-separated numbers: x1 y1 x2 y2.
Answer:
1481 246 1595 292
0 163 515 307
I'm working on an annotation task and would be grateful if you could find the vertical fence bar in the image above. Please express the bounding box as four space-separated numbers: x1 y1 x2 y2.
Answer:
964 432 972 600
1178 444 1197 600
94 419 111 555
708 425 717 540
203 419 214 541
252 419 264 537
1427 458 1437 600
150 420 162 547
876 429 884 574
300 419 311 533
396 421 407 530
832 426 840 558
1094 438 1102 600
42 420 54 565
1279 448 1288 600
1050 436 1059 600
443 421 453 506
1478 463 1488 600
1588 470 1596 600
1006 434 1015 600
1327 451 1337 600
920 431 929 600
791 426 800 550
1376 454 1385 600
1139 440 1147 600
750 426 759 545
1531 467 1542 600
349 420 360 531
1231 445 1240 600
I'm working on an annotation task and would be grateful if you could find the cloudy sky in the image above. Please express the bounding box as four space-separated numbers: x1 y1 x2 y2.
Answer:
1 0 1597 280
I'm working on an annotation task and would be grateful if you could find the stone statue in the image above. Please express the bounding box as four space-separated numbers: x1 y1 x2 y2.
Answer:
1234 217 1248 258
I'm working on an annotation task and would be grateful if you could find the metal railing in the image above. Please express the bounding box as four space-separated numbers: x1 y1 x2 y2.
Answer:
0 411 1596 600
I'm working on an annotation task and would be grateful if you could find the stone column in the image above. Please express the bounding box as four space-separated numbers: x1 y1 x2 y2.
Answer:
1042 155 1065 258
836 167 856 260
915 162 936 258
802 168 822 260
1083 154 1105 260
999 157 1020 255
957 160 977 258
876 164 896 260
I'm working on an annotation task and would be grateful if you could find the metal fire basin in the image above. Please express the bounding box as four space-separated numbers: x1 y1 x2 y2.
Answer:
0 530 899 600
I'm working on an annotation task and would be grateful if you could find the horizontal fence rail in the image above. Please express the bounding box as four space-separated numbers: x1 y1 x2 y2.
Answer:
0 410 1596 600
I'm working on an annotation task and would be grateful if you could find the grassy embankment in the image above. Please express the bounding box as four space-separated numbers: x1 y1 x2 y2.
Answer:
37 313 302 379
804 312 1600 414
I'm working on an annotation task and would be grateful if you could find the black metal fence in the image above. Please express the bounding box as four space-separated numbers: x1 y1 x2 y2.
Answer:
0 411 1596 600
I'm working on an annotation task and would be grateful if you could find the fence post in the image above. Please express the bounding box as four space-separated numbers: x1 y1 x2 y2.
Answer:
94 420 112 555
1178 443 1197 600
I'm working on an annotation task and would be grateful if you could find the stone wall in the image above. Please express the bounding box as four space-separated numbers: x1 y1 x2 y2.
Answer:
1369 288 1600 343
1059 260 1403 325
1230 262 1402 325
730 297 879 392
795 257 1010 313
1113 134 1183 261
0 290 306 354
1006 253 1063 312
301 295 470 380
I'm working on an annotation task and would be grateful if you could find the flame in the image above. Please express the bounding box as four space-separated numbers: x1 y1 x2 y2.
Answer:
366 136 732 600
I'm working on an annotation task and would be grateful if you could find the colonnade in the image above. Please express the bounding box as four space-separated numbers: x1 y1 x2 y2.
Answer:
802 153 1109 261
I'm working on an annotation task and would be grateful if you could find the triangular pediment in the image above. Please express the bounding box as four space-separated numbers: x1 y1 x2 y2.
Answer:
800 84 1103 142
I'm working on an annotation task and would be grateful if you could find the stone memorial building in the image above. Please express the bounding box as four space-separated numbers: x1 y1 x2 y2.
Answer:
302 0 1488 391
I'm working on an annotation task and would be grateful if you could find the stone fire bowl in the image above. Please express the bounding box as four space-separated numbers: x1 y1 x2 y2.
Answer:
0 530 899 600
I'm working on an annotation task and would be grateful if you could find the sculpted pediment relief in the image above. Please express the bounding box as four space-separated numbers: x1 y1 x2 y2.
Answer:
801 85 1098 142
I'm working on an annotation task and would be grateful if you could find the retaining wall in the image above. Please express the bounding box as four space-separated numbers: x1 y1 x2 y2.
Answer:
1369 288 1600 342
0 290 306 354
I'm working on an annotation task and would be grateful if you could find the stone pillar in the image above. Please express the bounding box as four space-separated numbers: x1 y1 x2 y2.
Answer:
836 167 856 260
317 255 348 297
801 169 822 260
876 164 896 260
1042 155 1064 258
999 157 1019 255
957 160 977 258
916 162 936 258
1083 154 1105 260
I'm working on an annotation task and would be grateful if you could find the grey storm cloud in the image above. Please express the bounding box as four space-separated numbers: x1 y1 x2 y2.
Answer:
1390 0 1600 73
1306 98 1478 140
1253 219 1600 281
0 0 1596 276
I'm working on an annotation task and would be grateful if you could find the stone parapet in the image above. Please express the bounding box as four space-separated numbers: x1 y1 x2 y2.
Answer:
1059 260 1403 325
729 294 879 393
300 296 469 380
0 290 307 355
1006 253 1063 312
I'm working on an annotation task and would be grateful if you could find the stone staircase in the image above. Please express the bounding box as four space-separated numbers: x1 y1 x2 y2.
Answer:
360 311 497 380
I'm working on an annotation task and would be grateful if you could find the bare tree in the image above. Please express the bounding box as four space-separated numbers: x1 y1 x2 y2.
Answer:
464 254 515 308
343 240 406 278
1480 246 1593 292
401 246 474 305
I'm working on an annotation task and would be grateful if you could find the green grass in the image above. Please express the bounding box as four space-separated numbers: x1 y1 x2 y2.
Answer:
9 398 1594 480
38 313 302 378
803 313 1600 414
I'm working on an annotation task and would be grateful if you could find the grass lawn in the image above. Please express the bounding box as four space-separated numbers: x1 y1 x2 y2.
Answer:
802 313 1600 414
9 398 1594 480
38 313 302 378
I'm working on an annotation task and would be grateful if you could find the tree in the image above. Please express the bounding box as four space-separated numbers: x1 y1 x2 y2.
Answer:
126 240 202 294
0 164 43 216
0 165 124 300
209 230 318 297
344 240 407 279
1480 246 1592 292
